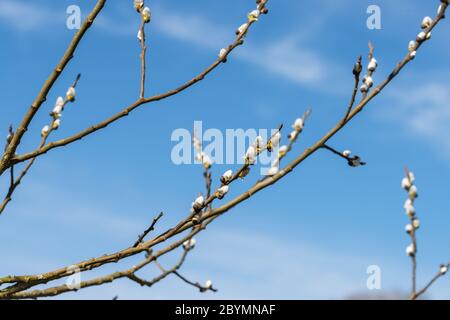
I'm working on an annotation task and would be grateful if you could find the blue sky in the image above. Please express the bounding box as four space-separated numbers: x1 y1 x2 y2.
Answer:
0 0 449 299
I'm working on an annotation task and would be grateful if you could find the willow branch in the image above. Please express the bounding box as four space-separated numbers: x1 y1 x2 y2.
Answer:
133 212 164 248
138 21 147 98
173 272 218 293
343 56 362 122
413 263 450 300
0 1 447 299
0 0 106 176
128 250 188 287
10 0 270 167
0 75 79 215
0 227 201 299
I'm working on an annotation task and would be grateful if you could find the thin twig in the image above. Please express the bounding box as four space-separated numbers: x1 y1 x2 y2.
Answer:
413 263 450 300
9 0 271 167
0 74 79 215
173 271 218 293
0 0 106 176
343 56 362 122
0 1 447 299
138 21 147 98
133 212 164 247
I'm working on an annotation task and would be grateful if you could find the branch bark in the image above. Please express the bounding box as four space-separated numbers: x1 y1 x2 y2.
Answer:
0 0 106 176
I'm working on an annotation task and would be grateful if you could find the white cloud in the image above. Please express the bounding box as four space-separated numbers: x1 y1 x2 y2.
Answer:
0 0 62 31
0 1 341 90
152 6 228 50
384 82 450 155
239 38 328 87
150 9 340 91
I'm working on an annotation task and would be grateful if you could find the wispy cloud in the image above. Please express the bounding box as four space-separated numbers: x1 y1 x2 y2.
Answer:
149 6 342 91
383 82 450 155
152 6 228 50
239 38 328 87
0 0 62 31
0 1 342 91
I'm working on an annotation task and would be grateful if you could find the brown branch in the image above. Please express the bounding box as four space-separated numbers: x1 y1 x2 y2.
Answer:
127 250 188 287
0 228 200 299
10 0 270 167
343 56 362 122
0 0 106 176
138 21 147 98
133 212 164 247
0 74 79 215
204 169 212 210
412 263 450 300
362 42 376 99
0 136 48 214
173 272 218 293
321 144 366 167
403 166 418 298
0 1 447 299
402 166 449 300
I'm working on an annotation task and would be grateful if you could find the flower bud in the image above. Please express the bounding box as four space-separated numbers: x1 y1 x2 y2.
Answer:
52 97 65 117
421 16 433 29
404 199 415 217
401 177 412 190
193 137 202 152
248 10 260 22
245 146 256 164
41 125 50 137
192 195 205 212
406 243 416 257
52 119 61 130
417 31 427 42
134 0 144 12
405 224 413 234
368 58 378 72
409 185 418 199
142 7 151 23
363 75 373 87
278 145 288 158
202 154 212 169
293 118 304 131
268 132 281 151
66 87 76 102
216 185 229 199
183 238 196 250
254 136 264 151
236 23 248 36
408 40 416 53
221 170 233 184
343 150 352 157
219 48 227 61
288 130 298 142
440 264 448 275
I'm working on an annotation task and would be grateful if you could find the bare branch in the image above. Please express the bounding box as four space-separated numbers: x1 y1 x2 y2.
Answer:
0 0 106 176
10 0 271 167
0 0 448 300
413 263 450 300
133 212 164 248
0 74 81 215
342 56 362 122
321 144 366 167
